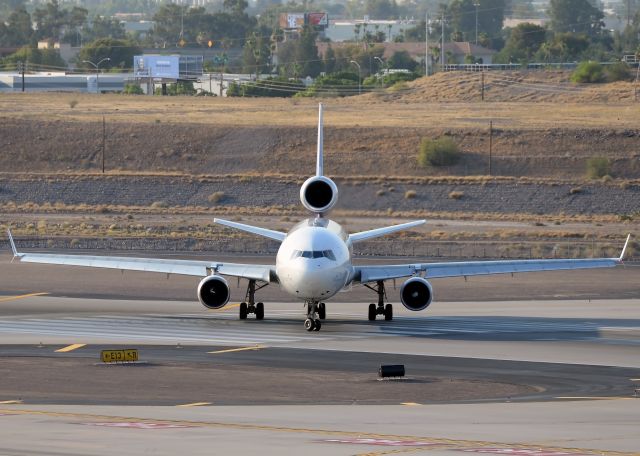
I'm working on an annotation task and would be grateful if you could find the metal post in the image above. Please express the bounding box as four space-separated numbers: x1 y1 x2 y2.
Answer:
488 120 493 176
102 115 106 174
481 71 485 100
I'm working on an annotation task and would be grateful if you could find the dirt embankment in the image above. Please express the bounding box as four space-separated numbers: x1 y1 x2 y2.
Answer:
1 174 639 217
2 118 640 179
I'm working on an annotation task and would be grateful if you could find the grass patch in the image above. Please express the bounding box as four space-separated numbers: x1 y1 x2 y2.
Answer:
586 157 611 179
404 190 417 199
208 191 225 204
448 191 465 199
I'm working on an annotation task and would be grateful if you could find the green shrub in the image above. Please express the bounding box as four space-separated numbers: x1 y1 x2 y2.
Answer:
124 83 143 95
586 157 611 179
571 61 605 83
605 62 632 82
418 137 461 167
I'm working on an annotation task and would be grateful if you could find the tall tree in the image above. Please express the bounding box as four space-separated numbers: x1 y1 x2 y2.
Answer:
77 38 141 70
497 22 547 62
0 6 32 46
548 0 604 37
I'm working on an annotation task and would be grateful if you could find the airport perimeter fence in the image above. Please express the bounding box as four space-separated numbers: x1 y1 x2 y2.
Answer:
1 236 633 262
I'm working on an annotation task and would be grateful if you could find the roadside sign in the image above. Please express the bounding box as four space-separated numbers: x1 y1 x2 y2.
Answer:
101 349 138 363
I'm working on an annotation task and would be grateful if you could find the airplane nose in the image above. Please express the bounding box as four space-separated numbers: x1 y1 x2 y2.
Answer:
294 261 334 298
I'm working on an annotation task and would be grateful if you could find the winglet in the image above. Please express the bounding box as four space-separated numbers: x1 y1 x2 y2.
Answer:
7 229 22 259
316 103 324 177
619 233 631 262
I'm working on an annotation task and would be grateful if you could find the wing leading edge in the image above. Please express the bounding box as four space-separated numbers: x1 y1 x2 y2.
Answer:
7 230 274 282
355 234 630 283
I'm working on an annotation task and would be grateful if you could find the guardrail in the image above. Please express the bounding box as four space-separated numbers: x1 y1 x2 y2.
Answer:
441 61 639 72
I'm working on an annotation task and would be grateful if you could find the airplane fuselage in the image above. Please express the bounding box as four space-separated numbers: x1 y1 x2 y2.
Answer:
275 218 353 301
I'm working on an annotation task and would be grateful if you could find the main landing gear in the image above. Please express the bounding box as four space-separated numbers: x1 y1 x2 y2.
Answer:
364 280 393 321
304 301 326 332
239 279 268 320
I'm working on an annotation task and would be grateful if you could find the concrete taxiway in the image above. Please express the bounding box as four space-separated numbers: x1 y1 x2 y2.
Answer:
1 263 639 455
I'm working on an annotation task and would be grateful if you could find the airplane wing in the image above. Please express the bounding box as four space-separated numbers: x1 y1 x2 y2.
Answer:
349 220 426 243
354 235 630 283
7 230 274 282
214 218 286 242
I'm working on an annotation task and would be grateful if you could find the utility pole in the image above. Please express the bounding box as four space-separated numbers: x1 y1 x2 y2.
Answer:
18 61 25 92
441 13 445 68
425 12 429 76
474 0 480 45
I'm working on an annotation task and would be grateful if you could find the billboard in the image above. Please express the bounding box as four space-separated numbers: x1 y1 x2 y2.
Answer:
279 13 305 29
134 55 180 79
307 12 328 26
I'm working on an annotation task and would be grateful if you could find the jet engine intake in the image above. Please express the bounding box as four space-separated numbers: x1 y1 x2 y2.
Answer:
400 277 433 311
300 176 338 214
197 275 230 309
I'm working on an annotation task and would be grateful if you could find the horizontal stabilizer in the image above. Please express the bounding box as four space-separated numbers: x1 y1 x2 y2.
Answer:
349 220 426 243
214 218 286 242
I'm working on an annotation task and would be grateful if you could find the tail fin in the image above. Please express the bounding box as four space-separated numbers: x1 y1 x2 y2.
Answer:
316 103 324 177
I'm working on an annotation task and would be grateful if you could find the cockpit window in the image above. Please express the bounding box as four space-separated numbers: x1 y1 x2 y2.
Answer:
291 250 336 261
323 250 336 261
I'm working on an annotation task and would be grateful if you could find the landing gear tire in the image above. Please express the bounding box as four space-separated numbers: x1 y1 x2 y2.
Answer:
318 303 326 320
368 303 377 321
239 302 248 320
313 319 321 331
304 318 315 331
384 303 393 321
255 302 264 320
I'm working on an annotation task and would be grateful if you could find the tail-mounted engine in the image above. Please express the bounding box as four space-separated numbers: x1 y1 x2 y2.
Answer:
400 277 433 311
197 275 230 309
300 176 338 214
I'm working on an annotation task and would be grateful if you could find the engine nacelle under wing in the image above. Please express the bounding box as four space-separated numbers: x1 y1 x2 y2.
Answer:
197 275 230 309
400 277 433 311
300 176 338 214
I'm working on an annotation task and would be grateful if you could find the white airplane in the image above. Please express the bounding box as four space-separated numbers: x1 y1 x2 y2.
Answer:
7 105 631 332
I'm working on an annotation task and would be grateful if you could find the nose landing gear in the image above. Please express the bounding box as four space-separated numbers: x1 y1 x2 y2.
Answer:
304 301 324 331
365 280 393 321
239 280 268 320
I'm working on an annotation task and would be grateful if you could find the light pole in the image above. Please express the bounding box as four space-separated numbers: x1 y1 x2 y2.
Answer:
374 56 384 88
350 60 361 95
474 0 480 45
83 57 110 93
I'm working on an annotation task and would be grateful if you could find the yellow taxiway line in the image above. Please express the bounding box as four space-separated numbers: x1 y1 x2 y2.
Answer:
208 303 240 312
176 402 212 407
0 292 49 303
208 345 266 354
400 402 422 406
55 344 87 353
